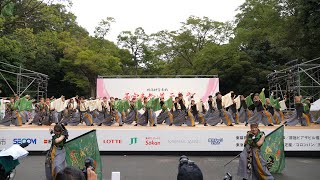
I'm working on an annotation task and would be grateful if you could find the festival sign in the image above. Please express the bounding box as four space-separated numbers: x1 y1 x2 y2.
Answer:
97 78 219 102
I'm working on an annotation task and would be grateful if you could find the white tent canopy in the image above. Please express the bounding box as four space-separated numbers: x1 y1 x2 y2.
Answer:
310 98 320 111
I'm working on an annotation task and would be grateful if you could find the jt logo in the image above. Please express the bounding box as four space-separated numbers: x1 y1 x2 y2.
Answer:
0 138 6 145
130 137 138 145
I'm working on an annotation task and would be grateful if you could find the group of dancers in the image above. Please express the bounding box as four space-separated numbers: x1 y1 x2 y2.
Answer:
1 92 315 180
0 90 318 127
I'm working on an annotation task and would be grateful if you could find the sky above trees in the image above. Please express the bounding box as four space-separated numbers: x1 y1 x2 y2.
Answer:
71 0 245 42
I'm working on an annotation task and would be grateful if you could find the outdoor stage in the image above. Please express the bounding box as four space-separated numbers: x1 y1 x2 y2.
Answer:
0 124 320 152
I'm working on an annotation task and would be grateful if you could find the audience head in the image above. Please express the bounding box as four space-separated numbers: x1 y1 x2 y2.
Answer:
55 166 86 180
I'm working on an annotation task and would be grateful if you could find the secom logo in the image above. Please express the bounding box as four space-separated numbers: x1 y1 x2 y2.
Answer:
13 138 37 144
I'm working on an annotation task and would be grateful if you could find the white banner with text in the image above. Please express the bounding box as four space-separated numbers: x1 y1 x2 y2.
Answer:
1 129 320 152
96 78 219 102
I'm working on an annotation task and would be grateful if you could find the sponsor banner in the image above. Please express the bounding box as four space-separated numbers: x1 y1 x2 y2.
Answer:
13 138 37 145
283 130 320 151
0 129 92 151
0 129 319 151
102 139 122 144
96 78 219 102
233 129 320 151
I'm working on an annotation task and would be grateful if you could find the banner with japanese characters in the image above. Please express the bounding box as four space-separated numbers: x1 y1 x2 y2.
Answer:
0 128 319 152
96 78 219 102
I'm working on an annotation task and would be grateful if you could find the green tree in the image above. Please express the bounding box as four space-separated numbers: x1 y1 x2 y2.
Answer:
117 27 149 76
94 17 115 39
151 16 234 75
60 33 122 97
0 0 87 97
279 0 320 59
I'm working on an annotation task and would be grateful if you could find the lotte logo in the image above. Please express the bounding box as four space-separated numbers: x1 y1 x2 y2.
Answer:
103 139 122 144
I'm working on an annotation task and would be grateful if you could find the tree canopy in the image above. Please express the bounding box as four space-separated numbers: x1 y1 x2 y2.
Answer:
0 0 319 98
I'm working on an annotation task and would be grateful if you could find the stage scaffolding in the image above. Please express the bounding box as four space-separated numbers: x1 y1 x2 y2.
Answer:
0 61 49 101
267 57 320 108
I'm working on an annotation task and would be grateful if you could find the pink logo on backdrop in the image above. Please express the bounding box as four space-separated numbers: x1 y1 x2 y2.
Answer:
97 79 110 99
201 78 219 101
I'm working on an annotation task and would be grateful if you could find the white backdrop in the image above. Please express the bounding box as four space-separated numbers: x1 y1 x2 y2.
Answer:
96 78 219 101
1 128 320 152
311 98 320 111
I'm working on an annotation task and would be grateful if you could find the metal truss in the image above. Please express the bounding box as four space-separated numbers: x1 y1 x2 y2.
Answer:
0 61 49 101
267 57 320 108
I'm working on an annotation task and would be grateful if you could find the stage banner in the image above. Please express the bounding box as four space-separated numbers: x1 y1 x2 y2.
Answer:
96 78 219 102
0 129 92 151
1 128 320 152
